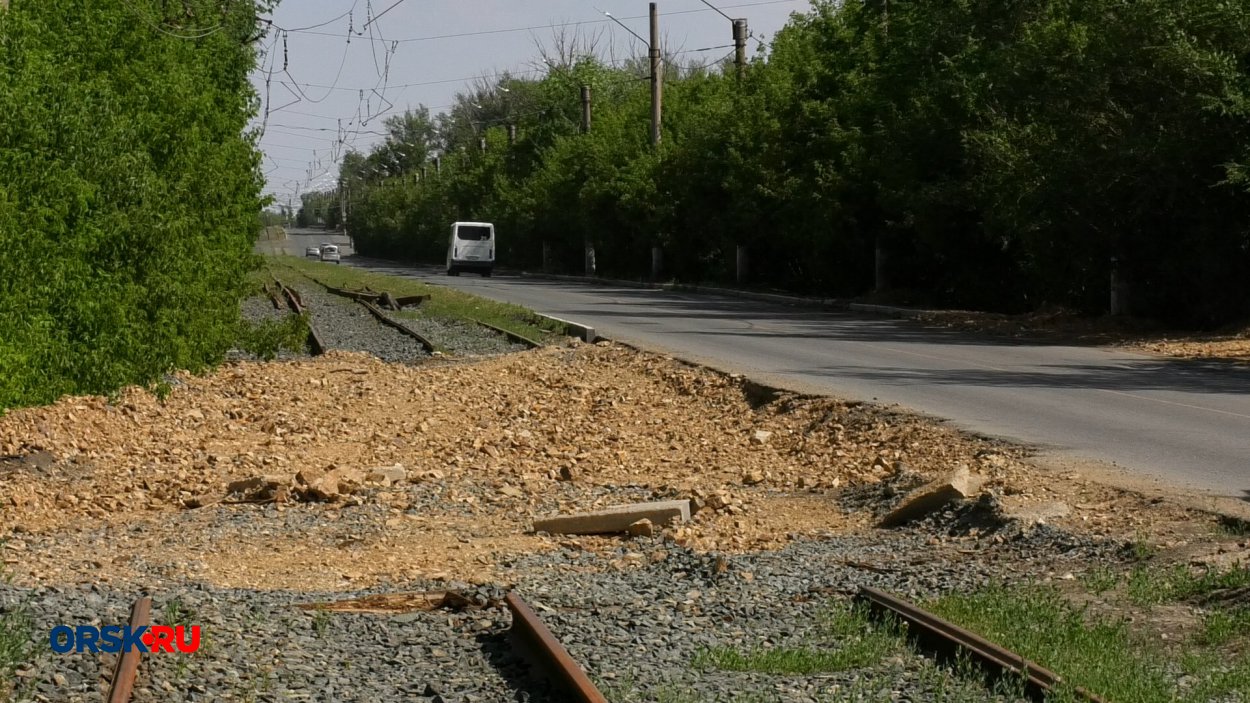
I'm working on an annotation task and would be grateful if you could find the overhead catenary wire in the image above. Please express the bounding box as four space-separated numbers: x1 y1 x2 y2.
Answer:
259 0 795 201
269 0 803 45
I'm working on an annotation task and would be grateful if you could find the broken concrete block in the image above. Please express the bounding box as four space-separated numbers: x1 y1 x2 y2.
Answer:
226 475 286 496
627 518 655 537
878 465 985 528
750 430 773 445
533 500 692 536
365 464 407 486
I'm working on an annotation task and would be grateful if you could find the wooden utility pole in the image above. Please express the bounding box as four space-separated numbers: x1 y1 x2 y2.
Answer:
580 85 592 134
649 3 663 147
733 19 748 78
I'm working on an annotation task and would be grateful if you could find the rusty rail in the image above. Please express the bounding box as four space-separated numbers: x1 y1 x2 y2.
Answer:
359 299 438 354
311 277 429 310
106 597 152 703
506 593 607 703
855 587 1105 703
273 277 326 356
468 318 541 349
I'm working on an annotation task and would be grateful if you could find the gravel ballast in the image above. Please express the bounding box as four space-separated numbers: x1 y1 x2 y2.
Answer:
1 522 1115 703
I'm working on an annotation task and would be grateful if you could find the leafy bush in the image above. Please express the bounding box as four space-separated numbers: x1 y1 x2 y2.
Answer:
0 1 272 411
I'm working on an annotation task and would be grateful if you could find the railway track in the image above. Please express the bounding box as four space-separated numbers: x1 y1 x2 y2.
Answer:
104 592 607 703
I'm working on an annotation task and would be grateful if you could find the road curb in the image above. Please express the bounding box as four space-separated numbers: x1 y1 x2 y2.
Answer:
518 271 848 309
534 313 596 343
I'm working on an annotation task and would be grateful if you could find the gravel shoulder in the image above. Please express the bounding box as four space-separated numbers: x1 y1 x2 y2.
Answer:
1 343 1244 702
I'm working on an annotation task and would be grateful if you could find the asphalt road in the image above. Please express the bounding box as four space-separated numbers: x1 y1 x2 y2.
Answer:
265 235 1249 499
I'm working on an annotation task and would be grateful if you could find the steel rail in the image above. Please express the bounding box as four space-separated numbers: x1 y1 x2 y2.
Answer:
273 277 327 355
309 276 430 310
855 587 1106 703
468 318 542 349
106 597 152 703
358 299 438 353
505 593 608 703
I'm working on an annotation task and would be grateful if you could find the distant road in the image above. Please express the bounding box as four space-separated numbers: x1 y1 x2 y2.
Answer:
266 238 1250 500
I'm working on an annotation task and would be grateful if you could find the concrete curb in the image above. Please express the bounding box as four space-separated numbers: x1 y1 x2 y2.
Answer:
518 271 848 309
534 313 596 343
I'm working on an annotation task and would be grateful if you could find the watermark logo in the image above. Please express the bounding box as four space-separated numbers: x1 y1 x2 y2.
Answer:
49 625 201 654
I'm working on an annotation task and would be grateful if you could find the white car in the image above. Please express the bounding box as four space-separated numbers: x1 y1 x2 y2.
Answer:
319 245 341 264
305 246 320 258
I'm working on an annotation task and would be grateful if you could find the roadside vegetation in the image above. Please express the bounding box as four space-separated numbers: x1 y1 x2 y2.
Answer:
0 1 273 412
694 564 1250 702
325 0 1250 329
0 559 33 701
271 256 564 344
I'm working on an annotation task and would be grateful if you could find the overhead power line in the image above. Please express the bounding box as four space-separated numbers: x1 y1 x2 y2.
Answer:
271 0 803 45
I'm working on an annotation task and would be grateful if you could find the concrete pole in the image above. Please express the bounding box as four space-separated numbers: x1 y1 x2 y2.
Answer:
733 19 748 79
581 85 592 134
649 3 663 147
736 245 748 284
507 124 517 145
651 246 663 281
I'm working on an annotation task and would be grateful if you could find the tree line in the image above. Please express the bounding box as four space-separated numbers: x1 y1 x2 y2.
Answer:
330 0 1250 327
0 0 272 410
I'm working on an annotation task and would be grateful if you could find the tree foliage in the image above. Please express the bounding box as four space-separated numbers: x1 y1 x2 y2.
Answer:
0 0 271 410
335 0 1250 326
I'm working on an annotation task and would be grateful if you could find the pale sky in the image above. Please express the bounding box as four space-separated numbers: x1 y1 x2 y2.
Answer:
251 0 810 207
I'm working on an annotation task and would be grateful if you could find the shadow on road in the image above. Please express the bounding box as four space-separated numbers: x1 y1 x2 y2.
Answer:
347 256 1250 396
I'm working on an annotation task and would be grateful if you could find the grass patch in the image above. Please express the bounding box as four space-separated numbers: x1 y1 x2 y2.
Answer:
1199 607 1250 646
928 583 1250 702
1126 562 1250 606
233 313 309 359
1081 566 1120 595
1216 515 1250 537
0 560 34 700
694 601 905 675
272 256 564 345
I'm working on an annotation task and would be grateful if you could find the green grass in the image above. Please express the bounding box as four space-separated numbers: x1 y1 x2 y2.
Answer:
1216 516 1250 537
693 602 905 675
1126 562 1250 606
0 559 33 700
1199 607 1250 646
272 256 565 347
928 583 1250 703
1081 566 1120 595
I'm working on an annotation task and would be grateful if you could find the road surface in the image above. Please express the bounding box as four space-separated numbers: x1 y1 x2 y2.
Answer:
267 233 1250 500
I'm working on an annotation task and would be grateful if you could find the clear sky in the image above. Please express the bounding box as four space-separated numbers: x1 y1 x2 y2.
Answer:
251 0 810 208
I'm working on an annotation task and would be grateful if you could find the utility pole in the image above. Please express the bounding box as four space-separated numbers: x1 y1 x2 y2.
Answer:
479 136 487 153
733 19 748 79
649 3 662 147
733 17 749 282
649 3 664 281
507 124 517 146
580 85 592 134
434 155 441 175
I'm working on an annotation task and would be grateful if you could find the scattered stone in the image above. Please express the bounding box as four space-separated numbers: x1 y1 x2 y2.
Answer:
879 465 985 528
1001 499 1072 525
750 430 773 445
558 465 577 482
742 470 765 486
533 500 692 536
626 519 655 538
226 475 285 496
365 464 407 486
